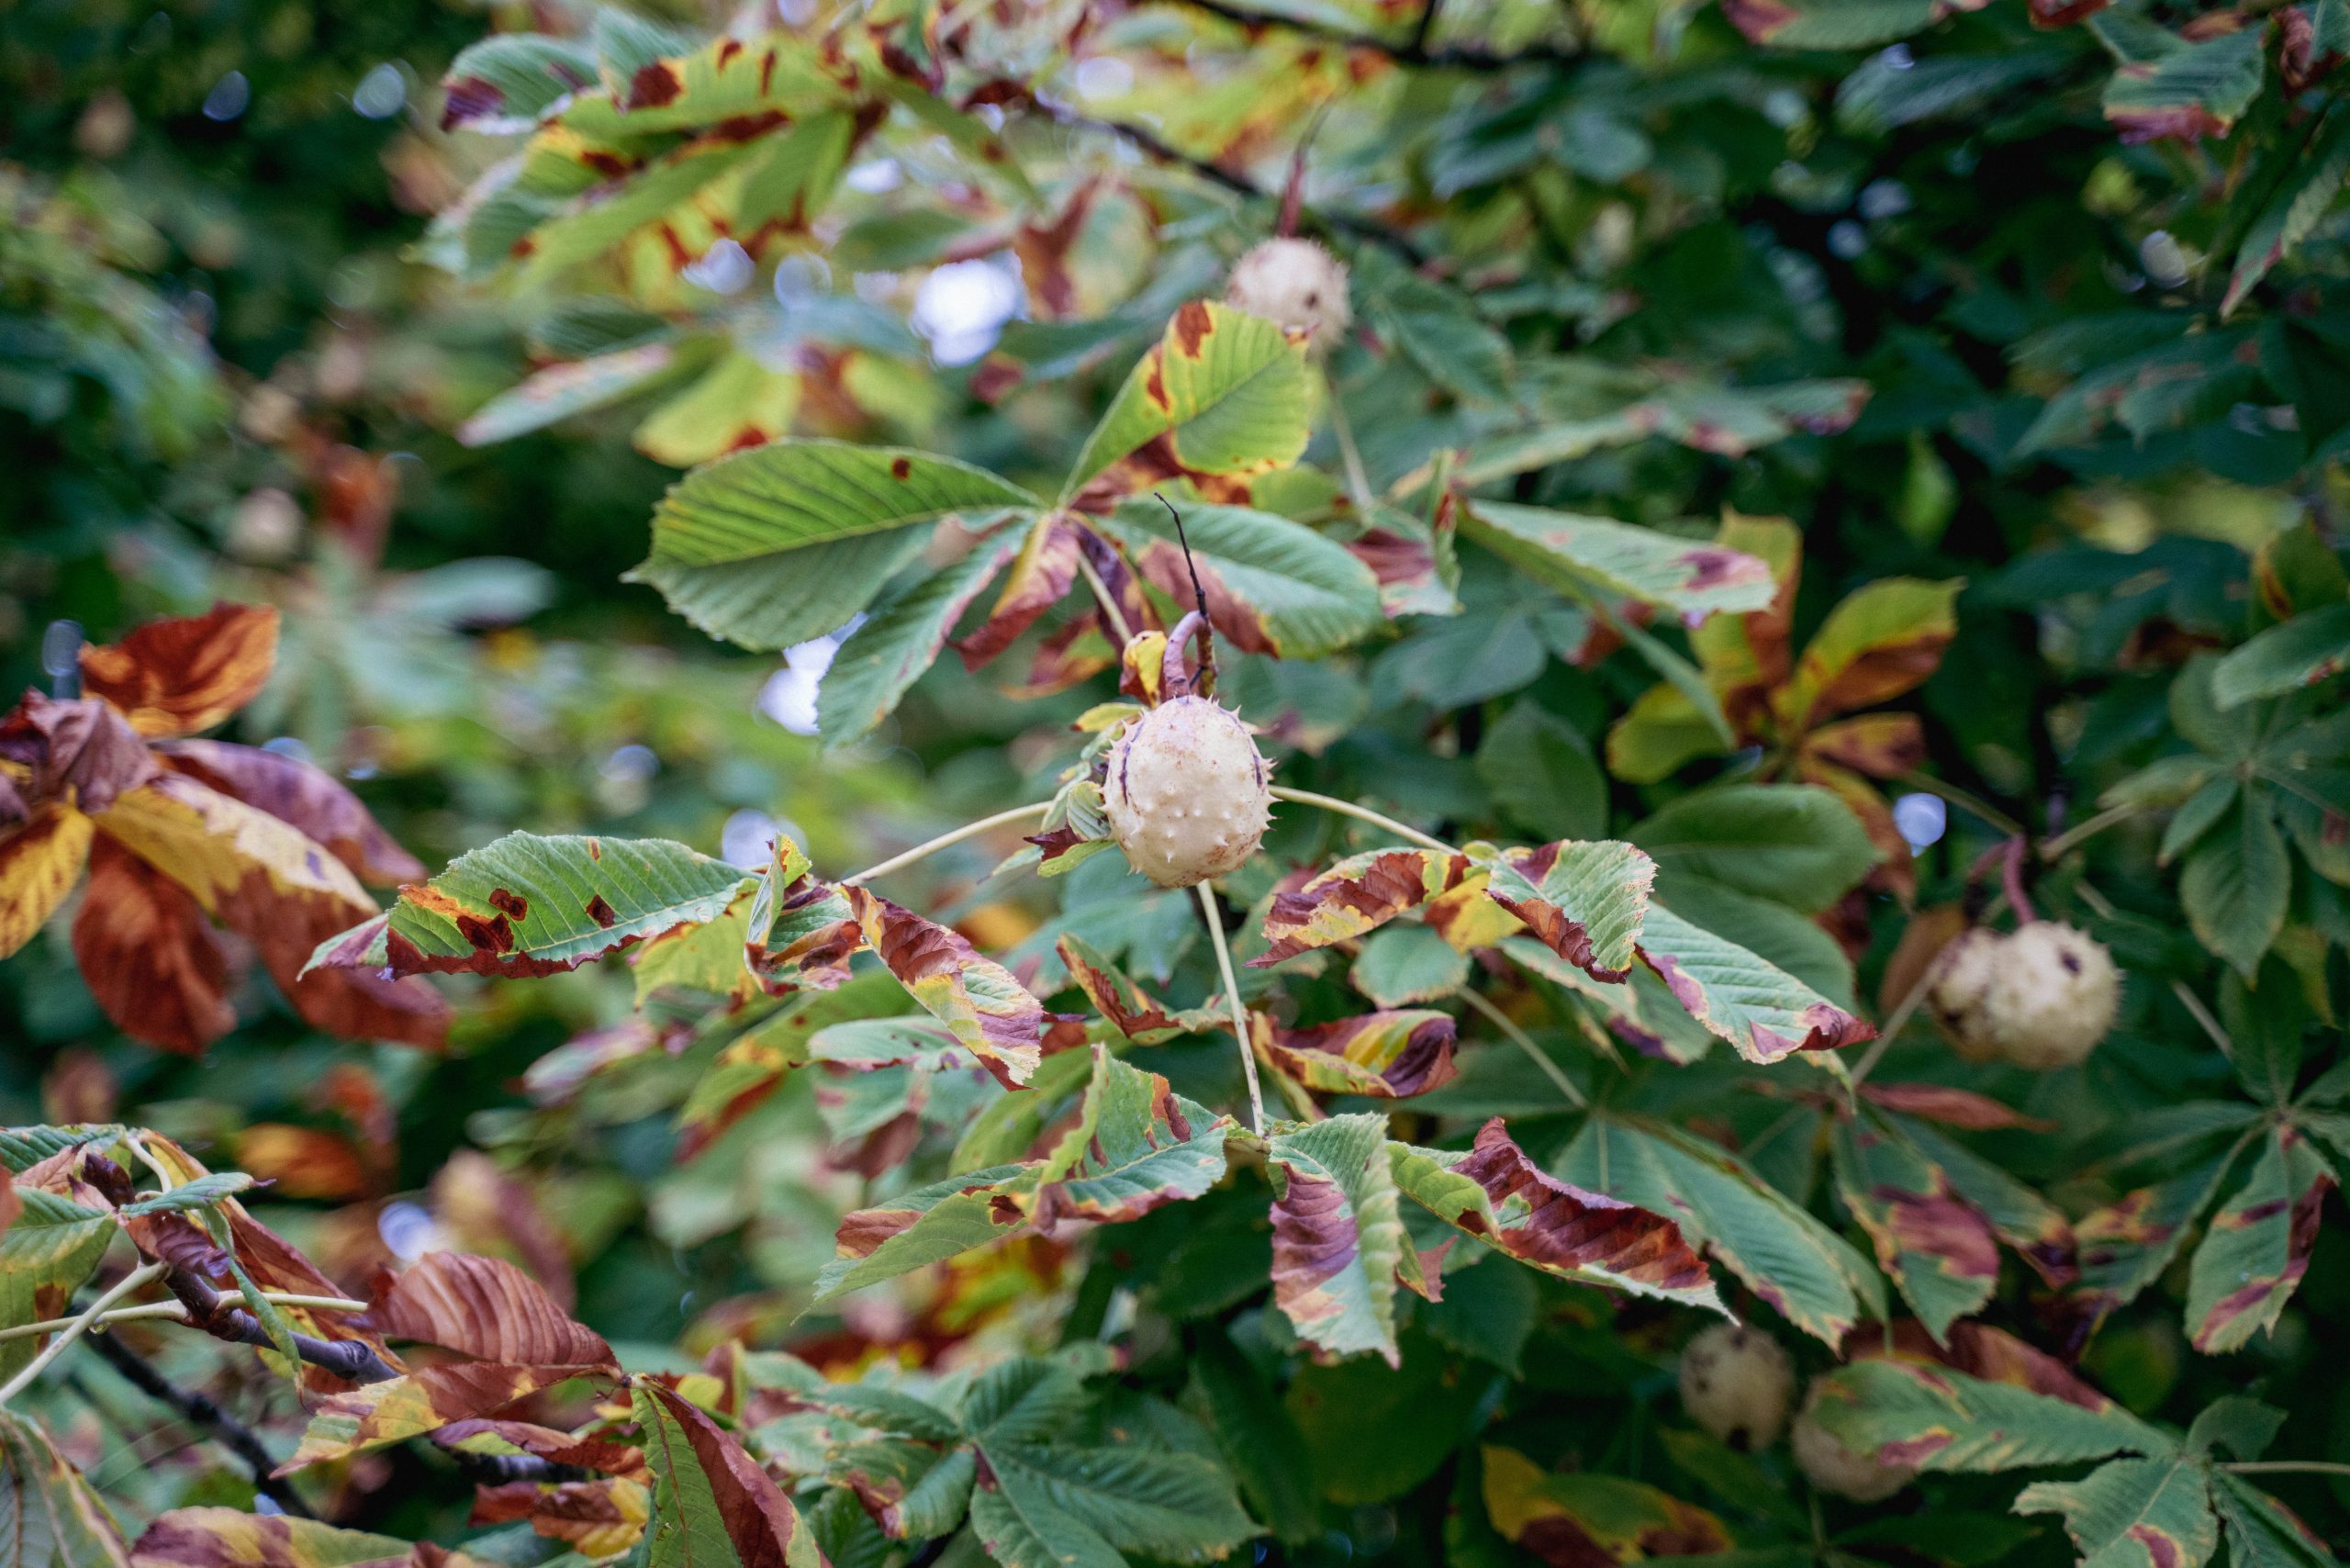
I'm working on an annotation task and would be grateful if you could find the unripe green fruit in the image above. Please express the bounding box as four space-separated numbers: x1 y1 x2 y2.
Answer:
1225 238 1352 356
1792 1381 1914 1501
1678 1323 1794 1450
1102 696 1273 888
1928 922 2119 1070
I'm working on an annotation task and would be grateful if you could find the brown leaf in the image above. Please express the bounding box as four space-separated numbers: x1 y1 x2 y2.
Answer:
0 1166 19 1241
437 1417 645 1476
282 1363 600 1471
234 1125 376 1201
431 1151 576 1312
0 802 94 958
0 691 158 815
158 738 425 883
72 836 236 1056
637 1380 815 1568
1455 1119 1718 1303
370 1252 613 1367
472 1477 650 1558
843 885 1046 1087
1861 1083 2055 1132
954 515 1083 671
80 603 281 738
1253 847 1474 967
1252 1010 1459 1098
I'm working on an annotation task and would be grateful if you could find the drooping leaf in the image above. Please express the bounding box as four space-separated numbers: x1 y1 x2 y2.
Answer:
1058 935 1222 1044
1806 1360 2171 1473
630 527 934 653
2223 107 2350 316
1253 1010 1458 1098
155 740 422 884
371 1252 614 1366
456 344 681 446
0 805 92 960
440 32 599 129
1031 1047 1231 1230
1776 577 1963 730
283 1363 605 1471
0 1187 118 1380
1253 847 1473 966
1830 1110 2000 1343
2076 1149 2244 1316
1481 1445 1730 1568
842 886 1046 1087
812 1164 1040 1301
1390 1120 1722 1313
817 531 1024 745
1266 1113 1407 1365
2015 1458 2220 1568
1635 902 1874 1063
130 1509 443 1568
2093 17 2266 143
312 832 751 980
2210 604 2350 709
2183 1127 2334 1354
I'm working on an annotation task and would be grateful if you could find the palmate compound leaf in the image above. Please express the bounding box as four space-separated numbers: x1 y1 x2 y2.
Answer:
1265 1114 1408 1366
1807 1360 2173 1474
1389 1120 1724 1315
1062 301 1313 507
634 1380 822 1568
968 1441 1259 1568
308 832 752 980
1557 1115 1885 1344
2 1407 130 1568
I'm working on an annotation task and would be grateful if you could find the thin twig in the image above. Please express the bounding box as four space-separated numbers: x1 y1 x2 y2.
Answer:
1197 882 1268 1135
842 802 1056 886
0 1262 167 1406
1845 963 1941 1090
1460 988 1584 1108
85 1333 314 1518
0 1293 370 1347
1269 785 1455 855
2221 1462 2350 1479
1898 771 2025 839
1166 0 1578 68
2072 878 2236 1060
2040 802 2136 861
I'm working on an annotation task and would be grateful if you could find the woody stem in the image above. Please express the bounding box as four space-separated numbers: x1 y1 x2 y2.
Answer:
1197 881 1268 1136
1268 786 1456 856
0 1293 371 1347
841 802 1056 887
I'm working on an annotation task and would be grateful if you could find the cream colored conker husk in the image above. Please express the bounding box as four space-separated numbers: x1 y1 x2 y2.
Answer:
1102 696 1272 888
1928 922 2120 1070
1792 1381 1915 1502
1678 1323 1795 1450
1225 238 1353 356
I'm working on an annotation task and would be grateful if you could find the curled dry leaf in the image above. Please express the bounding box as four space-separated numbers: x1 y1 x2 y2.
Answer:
78 602 281 738
371 1251 613 1366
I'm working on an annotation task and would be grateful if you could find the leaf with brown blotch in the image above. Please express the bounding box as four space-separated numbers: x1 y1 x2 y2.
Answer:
1851 1320 2119 1414
72 837 236 1055
1029 1046 1231 1233
79 604 281 739
0 1166 18 1240
371 1252 614 1367
438 1417 645 1477
1635 902 1874 1063
2185 1126 2335 1354
1392 1120 1724 1314
1058 933 1222 1043
282 1363 609 1471
3 1408 131 1566
1252 847 1474 967
1266 1114 1405 1366
633 1379 822 1568
1800 712 1927 780
1483 1445 1730 1568
0 802 93 958
1251 1010 1458 1098
843 885 1044 1087
1832 1110 2000 1344
954 514 1083 671
744 839 864 994
132 1506 455 1567
156 738 424 883
473 1477 652 1559
0 691 158 815
1483 839 1655 982
1861 1083 2054 1132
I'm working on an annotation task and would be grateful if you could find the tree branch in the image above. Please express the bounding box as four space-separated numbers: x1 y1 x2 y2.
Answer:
162 1268 402 1385
84 1333 317 1518
1167 0 1577 69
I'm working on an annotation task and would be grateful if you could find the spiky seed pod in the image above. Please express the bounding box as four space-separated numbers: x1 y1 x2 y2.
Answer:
1925 927 2009 1065
1792 1382 1915 1502
1678 1323 1796 1450
1102 696 1273 888
1225 238 1352 356
1928 922 2121 1070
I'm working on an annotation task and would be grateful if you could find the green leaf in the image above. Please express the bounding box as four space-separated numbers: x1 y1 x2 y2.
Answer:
816 531 1024 746
1353 247 1515 409
2161 776 2239 866
1 1188 118 1381
1458 502 1776 617
1094 502 1382 659
1476 702 1606 842
1482 1446 1730 1565
1063 302 1312 504
1032 1047 1231 1228
2016 1458 2219 1568
455 343 680 445
2093 17 2266 144
1188 1329 1319 1543
2076 1148 2246 1316
1265 1114 1407 1365
969 1443 1257 1568
812 1164 1040 1301
1483 839 1656 982
1557 1115 1882 1344
629 527 934 653
2183 1127 2335 1353
635 1379 823 1568
1636 902 1874 1063
2226 108 2350 316
1 1408 129 1567
118 1172 257 1216
1349 923 1471 1006
441 34 601 129
2211 604 2350 709
2180 801 2291 978
1634 784 1882 915
1389 1120 1724 1313
647 440 1038 568
2210 1473 2338 1568
1807 1360 2172 1473
310 833 752 980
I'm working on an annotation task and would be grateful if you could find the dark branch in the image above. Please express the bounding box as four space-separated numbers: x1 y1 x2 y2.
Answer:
1167 0 1577 69
161 1267 402 1385
86 1332 317 1518
437 1444 588 1486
